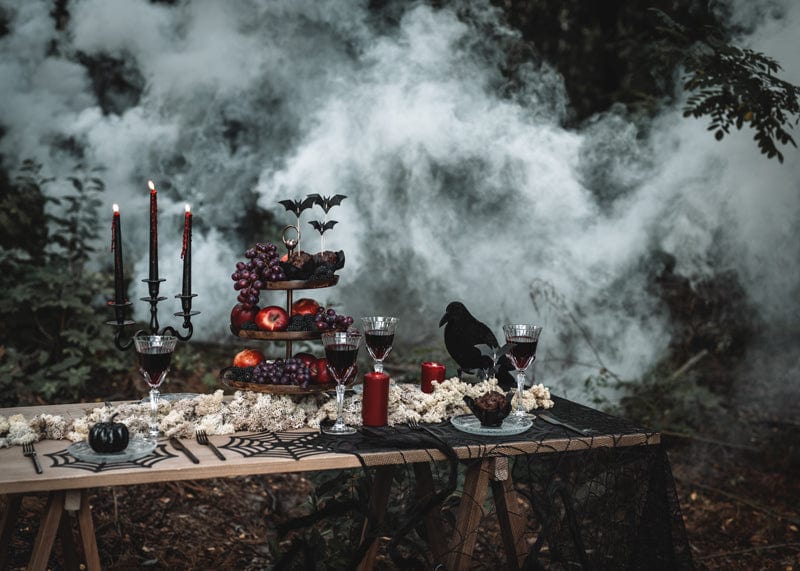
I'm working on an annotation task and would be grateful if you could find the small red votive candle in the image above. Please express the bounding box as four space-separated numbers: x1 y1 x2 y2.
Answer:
421 362 446 394
362 371 390 427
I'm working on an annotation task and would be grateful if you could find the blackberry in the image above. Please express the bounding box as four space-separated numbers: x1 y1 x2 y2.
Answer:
240 322 259 331
310 264 335 280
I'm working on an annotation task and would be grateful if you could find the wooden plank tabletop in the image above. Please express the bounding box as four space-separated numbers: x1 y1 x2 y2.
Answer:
0 400 659 495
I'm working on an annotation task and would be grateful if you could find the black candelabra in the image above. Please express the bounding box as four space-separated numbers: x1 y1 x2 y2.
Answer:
107 278 199 351
107 190 199 351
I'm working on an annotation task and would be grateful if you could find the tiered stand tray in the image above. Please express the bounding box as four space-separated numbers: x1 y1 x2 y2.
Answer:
231 275 338 357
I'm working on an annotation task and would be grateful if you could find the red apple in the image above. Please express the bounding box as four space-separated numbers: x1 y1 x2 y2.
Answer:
255 306 290 331
230 303 260 329
291 298 320 316
233 349 266 368
315 357 331 384
294 352 317 371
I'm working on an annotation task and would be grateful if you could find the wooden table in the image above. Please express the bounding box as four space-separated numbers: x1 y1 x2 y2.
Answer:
0 399 662 570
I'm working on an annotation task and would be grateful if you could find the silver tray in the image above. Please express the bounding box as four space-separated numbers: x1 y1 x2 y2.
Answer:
67 438 156 463
450 414 532 436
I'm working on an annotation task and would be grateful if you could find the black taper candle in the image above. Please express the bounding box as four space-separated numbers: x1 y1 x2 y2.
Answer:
112 204 125 305
148 180 158 282
181 204 192 298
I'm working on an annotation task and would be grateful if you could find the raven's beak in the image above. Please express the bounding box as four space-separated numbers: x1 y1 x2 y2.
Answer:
439 313 448 327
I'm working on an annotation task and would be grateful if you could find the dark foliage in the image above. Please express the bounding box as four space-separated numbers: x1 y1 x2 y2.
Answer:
493 1 800 161
0 160 127 406
653 9 800 162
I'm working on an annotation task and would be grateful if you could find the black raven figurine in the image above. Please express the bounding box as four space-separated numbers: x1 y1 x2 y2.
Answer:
439 301 516 389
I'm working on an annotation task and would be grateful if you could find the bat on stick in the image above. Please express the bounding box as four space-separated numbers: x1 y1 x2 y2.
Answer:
307 194 347 213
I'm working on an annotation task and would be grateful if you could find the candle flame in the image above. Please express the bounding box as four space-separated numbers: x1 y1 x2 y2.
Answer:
148 180 156 192
112 203 119 213
185 204 191 213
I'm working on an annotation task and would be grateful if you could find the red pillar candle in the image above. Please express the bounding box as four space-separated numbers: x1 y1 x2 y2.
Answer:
420 362 445 394
181 204 192 297
111 204 125 305
362 371 390 427
148 180 158 282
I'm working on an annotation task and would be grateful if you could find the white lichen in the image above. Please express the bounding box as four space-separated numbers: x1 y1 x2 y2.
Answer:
2 379 553 445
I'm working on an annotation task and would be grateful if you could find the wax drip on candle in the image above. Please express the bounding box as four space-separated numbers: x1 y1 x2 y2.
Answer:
181 204 192 300
181 204 190 259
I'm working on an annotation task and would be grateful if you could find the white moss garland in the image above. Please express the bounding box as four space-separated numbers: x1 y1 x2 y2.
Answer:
0 378 553 447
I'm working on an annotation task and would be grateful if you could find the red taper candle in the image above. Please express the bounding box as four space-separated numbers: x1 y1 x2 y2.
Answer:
362 371 390 427
420 362 445 394
111 204 125 305
148 180 158 282
181 204 192 297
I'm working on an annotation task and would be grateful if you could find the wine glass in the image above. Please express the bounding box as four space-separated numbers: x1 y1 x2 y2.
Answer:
321 329 362 435
503 324 543 422
361 316 398 373
133 335 178 442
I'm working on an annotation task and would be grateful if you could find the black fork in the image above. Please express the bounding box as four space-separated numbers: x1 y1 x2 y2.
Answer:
22 442 43 474
195 430 226 461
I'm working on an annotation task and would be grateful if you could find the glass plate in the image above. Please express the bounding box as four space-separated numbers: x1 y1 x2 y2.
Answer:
139 393 201 404
450 414 533 436
67 438 156 463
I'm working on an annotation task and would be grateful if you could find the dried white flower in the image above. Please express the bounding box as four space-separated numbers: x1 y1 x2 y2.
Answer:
3 378 554 446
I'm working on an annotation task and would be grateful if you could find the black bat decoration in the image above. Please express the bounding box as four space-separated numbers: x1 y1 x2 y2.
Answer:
309 220 338 234
278 197 316 217
307 193 347 213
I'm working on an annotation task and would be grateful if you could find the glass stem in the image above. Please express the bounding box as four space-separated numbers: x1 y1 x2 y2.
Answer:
334 383 345 428
516 371 526 414
149 388 160 442
374 359 383 373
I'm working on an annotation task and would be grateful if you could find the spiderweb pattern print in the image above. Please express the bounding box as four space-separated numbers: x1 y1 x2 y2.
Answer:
220 430 331 460
45 444 175 473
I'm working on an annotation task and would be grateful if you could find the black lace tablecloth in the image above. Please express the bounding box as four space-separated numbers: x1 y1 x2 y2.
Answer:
274 396 693 570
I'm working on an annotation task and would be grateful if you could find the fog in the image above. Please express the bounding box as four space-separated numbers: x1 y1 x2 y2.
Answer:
1 0 797 399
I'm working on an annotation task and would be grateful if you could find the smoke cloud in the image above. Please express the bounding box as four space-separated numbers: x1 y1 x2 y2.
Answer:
0 0 797 400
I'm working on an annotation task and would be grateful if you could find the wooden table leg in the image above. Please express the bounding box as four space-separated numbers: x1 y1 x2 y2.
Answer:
446 458 529 570
58 508 79 570
412 463 449 562
0 494 23 570
356 465 396 571
447 460 491 571
490 458 527 569
75 489 101 571
29 491 66 571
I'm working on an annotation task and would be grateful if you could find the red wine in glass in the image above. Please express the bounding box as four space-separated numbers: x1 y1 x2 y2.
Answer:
325 343 358 381
365 330 394 360
503 324 543 422
137 350 173 388
508 336 538 370
133 335 178 443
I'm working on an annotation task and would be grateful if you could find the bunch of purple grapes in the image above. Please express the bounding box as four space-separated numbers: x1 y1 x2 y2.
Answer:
231 242 286 309
252 358 312 388
313 307 354 332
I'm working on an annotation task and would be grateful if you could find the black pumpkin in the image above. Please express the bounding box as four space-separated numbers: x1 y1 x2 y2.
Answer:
89 413 130 453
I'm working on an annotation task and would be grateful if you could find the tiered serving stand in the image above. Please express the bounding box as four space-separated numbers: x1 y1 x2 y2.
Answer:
222 275 340 395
